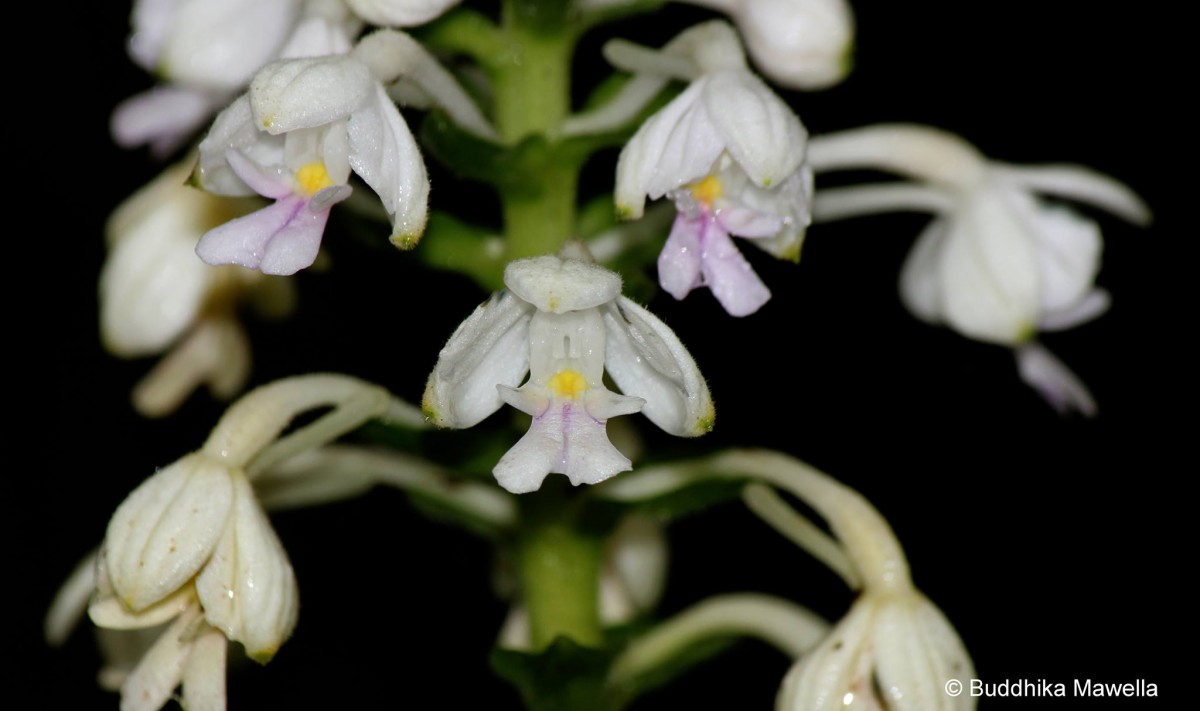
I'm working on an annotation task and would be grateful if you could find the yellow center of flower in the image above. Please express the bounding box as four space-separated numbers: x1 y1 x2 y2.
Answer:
295 163 334 196
689 175 723 206
547 369 588 399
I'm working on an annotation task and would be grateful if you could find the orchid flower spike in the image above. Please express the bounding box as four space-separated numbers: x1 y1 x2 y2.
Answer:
101 159 296 417
82 375 414 710
424 252 714 493
610 21 813 317
808 124 1152 415
193 27 432 275
675 0 855 90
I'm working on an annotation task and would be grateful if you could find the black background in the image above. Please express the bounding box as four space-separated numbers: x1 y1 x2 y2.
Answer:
19 1 1185 708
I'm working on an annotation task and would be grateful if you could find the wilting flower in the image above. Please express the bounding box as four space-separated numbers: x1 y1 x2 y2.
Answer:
101 159 295 417
808 124 1150 414
611 21 812 316
424 254 713 493
194 29 430 275
86 452 298 710
677 0 855 90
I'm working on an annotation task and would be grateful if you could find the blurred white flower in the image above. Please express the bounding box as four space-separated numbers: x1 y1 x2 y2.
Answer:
424 253 713 493
101 159 295 417
677 0 855 89
114 0 303 155
809 124 1151 414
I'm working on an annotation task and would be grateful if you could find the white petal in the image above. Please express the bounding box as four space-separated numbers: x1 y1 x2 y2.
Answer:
735 0 855 90
97 626 166 692
105 453 234 612
119 605 199 711
423 291 533 428
196 473 298 662
872 595 974 711
181 629 228 711
614 80 725 218
777 597 876 711
196 95 287 196
345 0 462 27
701 70 807 187
938 190 1040 345
602 297 714 436
504 256 622 314
346 83 430 245
251 56 374 134
897 218 950 326
162 0 299 91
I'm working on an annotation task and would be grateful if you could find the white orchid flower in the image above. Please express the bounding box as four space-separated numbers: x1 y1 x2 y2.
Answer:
101 159 295 417
424 254 713 494
114 0 303 155
194 25 496 275
676 0 855 90
609 21 812 316
808 124 1151 415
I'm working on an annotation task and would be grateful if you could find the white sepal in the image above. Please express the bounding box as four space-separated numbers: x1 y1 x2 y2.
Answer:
700 70 808 188
346 83 430 245
937 189 1041 345
195 474 298 662
250 56 374 135
423 291 533 428
615 80 723 219
504 256 623 314
871 595 975 711
776 596 876 711
104 454 234 612
602 297 714 436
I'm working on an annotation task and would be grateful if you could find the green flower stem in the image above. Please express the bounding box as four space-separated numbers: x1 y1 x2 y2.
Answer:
515 482 604 649
495 0 579 260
